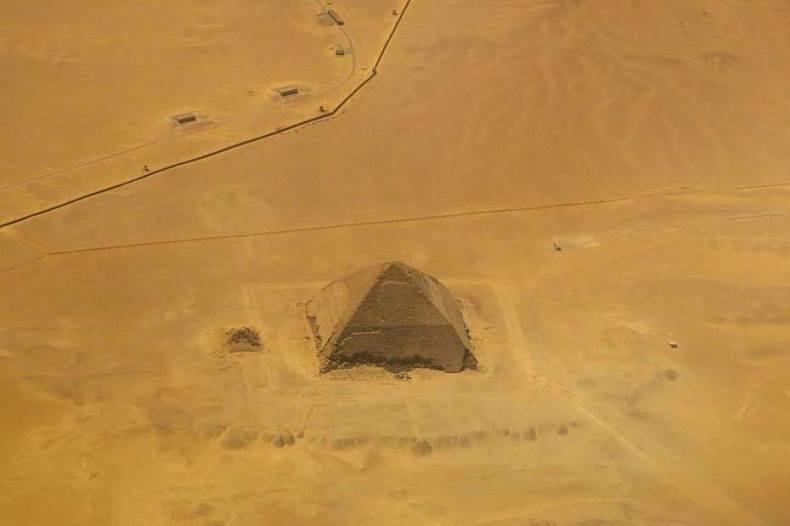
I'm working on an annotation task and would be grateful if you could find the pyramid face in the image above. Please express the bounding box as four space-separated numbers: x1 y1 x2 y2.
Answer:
307 262 476 373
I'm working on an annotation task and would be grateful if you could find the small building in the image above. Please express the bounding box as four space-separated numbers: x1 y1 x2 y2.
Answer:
277 86 300 98
327 9 345 25
172 113 197 125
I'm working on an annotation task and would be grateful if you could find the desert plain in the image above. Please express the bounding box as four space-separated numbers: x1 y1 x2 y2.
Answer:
2 0 790 524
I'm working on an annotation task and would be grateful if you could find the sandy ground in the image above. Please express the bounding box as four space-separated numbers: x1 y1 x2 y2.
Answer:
0 0 400 223
2 1 790 524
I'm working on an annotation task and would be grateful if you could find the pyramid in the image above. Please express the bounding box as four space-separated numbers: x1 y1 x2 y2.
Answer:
306 262 477 373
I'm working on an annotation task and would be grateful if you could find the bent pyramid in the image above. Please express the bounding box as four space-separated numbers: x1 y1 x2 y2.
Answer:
306 262 477 373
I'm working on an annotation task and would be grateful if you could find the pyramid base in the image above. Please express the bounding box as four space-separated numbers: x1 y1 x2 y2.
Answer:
314 325 478 374
320 348 477 374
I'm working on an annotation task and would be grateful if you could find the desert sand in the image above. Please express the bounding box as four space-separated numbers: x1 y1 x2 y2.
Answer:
2 0 790 524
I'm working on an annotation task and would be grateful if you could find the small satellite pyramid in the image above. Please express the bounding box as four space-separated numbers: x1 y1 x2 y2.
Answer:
306 262 477 373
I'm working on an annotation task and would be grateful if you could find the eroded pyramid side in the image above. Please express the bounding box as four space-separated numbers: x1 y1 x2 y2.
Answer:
306 262 387 353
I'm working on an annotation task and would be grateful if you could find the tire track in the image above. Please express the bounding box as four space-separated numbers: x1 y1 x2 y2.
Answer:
0 140 160 191
46 181 790 256
0 255 49 275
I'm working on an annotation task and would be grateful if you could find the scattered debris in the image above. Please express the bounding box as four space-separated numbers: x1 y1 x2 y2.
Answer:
306 314 322 349
225 327 263 353
553 240 563 252
394 371 412 381
523 427 537 441
702 50 738 71
411 440 433 456
272 432 295 448
220 428 258 450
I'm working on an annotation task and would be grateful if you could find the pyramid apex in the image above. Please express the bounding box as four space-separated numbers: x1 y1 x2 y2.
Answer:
382 260 411 270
